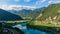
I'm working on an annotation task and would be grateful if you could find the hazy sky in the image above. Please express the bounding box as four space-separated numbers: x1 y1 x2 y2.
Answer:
0 0 60 9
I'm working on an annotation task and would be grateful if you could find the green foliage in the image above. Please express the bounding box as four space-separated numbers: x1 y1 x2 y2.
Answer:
38 3 60 21
0 9 23 21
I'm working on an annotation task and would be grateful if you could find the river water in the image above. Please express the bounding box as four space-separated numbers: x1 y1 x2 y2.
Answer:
12 23 53 34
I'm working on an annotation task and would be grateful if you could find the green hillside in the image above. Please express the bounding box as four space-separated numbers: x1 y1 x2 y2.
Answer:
0 9 23 21
28 3 60 27
38 3 60 22
30 7 46 19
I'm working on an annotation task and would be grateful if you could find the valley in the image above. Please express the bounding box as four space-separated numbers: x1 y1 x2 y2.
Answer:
0 3 60 34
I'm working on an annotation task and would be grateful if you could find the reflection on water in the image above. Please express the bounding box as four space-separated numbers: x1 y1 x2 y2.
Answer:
12 23 53 34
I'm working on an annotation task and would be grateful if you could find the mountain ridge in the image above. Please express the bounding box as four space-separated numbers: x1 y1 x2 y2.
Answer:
36 3 60 22
0 9 23 21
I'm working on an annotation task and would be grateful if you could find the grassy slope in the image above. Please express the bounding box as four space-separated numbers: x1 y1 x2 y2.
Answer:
29 3 60 27
39 3 60 21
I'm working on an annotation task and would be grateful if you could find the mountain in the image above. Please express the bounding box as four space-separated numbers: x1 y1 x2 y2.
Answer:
27 3 60 33
8 9 33 19
0 9 23 21
30 7 46 19
37 3 60 22
7 7 46 20
28 3 60 28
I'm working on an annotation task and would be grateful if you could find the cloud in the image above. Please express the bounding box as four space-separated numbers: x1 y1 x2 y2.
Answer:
0 4 36 10
24 0 31 2
1 0 60 9
15 0 19 2
0 4 8 10
48 0 60 5
41 0 46 3
35 0 46 7
48 1 52 5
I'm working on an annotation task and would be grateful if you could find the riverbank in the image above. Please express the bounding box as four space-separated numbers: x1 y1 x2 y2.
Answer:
0 26 24 34
4 20 60 34
0 22 25 34
27 20 60 34
27 24 60 34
